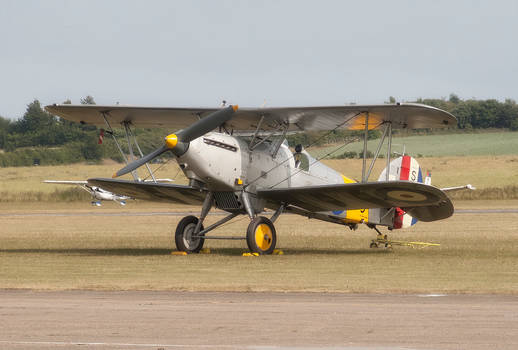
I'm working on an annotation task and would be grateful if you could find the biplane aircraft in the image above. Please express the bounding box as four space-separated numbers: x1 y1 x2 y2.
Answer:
45 102 467 254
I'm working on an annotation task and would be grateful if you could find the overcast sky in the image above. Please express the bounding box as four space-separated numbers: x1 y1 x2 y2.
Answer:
1 0 517 119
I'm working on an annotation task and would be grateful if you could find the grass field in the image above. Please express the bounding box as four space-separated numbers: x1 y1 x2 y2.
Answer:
0 130 517 201
311 131 518 158
1 132 517 294
0 159 188 201
0 202 517 293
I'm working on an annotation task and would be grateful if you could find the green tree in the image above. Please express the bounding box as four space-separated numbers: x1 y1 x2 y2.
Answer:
80 95 96 105
0 115 10 149
449 93 460 104
80 135 103 161
387 96 396 104
11 100 56 134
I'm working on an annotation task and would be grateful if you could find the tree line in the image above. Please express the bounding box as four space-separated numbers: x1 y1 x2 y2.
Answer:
413 94 518 130
0 95 517 166
0 98 166 167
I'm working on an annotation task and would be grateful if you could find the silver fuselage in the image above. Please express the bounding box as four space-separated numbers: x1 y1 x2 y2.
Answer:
177 132 344 193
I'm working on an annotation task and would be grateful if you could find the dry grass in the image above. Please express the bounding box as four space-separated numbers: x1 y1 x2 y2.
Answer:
1 155 518 201
322 155 518 189
0 203 517 293
0 160 189 201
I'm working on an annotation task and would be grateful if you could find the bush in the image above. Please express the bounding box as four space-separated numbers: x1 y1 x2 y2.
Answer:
337 151 358 159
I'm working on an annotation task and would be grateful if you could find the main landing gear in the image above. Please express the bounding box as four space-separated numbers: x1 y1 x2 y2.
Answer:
246 216 277 255
175 215 205 253
173 192 282 255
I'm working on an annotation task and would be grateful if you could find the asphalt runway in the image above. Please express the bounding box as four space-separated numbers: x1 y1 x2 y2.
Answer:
1 291 517 350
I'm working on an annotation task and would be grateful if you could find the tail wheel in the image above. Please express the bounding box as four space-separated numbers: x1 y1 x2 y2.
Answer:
246 216 276 255
175 215 205 253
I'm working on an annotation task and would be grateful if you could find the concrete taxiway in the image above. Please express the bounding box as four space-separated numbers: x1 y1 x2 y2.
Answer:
0 291 517 350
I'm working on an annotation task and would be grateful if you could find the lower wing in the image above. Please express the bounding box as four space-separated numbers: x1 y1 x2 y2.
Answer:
87 178 206 205
259 181 453 222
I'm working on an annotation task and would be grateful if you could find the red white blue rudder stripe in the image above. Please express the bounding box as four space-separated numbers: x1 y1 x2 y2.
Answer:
378 155 423 229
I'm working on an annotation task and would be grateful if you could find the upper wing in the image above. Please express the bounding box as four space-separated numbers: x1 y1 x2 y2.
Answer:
259 181 454 222
45 103 456 132
87 178 206 205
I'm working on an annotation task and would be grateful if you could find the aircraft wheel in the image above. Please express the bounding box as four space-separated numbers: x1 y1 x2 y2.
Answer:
246 216 276 255
175 215 205 253
370 242 378 249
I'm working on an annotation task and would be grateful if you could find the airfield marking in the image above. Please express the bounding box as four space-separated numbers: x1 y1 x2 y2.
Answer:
0 209 515 218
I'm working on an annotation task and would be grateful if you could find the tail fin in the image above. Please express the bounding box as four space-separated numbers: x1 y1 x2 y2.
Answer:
378 155 423 229
378 155 423 183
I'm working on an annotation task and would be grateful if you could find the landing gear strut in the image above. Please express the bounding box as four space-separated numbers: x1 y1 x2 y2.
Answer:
173 191 281 254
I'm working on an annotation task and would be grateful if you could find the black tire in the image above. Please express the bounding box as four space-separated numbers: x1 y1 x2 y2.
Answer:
246 216 276 255
175 215 205 253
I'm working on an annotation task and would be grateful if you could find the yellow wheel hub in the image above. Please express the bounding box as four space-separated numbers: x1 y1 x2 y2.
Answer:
255 224 273 251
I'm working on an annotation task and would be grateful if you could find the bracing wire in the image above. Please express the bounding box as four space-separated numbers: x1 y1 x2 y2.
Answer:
265 120 386 189
244 112 362 189
266 137 360 189
141 157 178 182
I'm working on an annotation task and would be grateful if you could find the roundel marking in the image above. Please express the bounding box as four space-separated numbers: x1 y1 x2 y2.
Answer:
386 190 427 202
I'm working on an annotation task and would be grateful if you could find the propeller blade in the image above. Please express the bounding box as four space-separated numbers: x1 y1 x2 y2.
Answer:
113 105 238 178
113 145 168 178
177 105 238 143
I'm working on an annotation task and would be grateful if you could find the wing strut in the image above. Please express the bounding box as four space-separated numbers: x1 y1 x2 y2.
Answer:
386 122 392 181
365 121 391 181
359 114 395 182
362 112 369 182
101 111 158 182
101 112 140 181
122 121 156 182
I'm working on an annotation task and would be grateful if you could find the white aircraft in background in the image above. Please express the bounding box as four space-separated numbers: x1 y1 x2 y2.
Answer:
44 178 176 206
43 180 130 206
